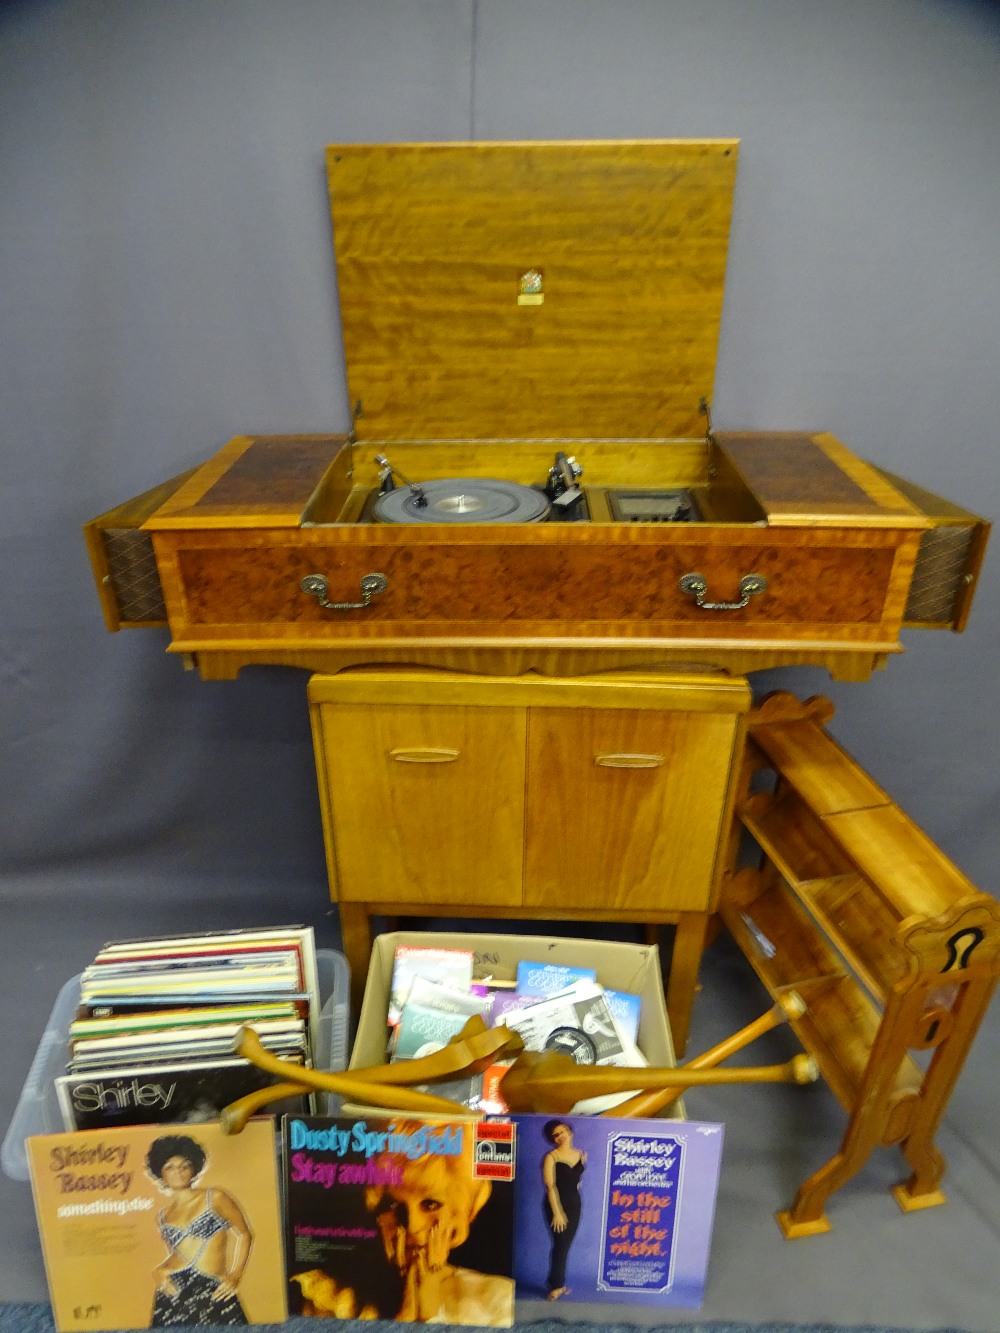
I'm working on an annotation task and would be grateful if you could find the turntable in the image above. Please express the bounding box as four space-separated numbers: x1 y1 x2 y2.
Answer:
363 453 704 526
367 454 556 525
371 475 553 525
85 140 988 682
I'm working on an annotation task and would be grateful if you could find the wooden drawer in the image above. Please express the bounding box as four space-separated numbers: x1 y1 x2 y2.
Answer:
83 468 197 630
154 523 917 647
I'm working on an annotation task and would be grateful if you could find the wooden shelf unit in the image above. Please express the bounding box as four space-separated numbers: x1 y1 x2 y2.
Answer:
721 691 1000 1236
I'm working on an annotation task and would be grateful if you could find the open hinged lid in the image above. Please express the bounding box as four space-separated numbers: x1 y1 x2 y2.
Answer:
326 139 739 443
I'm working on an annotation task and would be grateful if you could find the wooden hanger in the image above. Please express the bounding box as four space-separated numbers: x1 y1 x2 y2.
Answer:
221 1016 522 1133
501 1049 818 1115
607 989 807 1117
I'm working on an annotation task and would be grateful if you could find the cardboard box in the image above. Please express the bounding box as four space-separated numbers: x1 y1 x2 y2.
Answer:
350 931 679 1114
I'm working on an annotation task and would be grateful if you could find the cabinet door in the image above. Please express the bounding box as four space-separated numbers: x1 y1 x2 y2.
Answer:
523 708 740 912
315 702 526 907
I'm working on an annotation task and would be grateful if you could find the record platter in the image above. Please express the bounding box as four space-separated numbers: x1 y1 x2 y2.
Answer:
371 475 553 525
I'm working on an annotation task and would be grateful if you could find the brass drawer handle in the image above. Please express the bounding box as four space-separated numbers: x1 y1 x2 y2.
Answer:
300 571 388 611
679 571 767 611
594 753 665 769
390 747 460 764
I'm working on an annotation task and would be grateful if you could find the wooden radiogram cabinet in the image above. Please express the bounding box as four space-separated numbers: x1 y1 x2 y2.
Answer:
85 141 988 687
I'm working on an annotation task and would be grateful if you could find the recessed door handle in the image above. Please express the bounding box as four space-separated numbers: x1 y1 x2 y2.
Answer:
390 747 460 764
594 753 665 768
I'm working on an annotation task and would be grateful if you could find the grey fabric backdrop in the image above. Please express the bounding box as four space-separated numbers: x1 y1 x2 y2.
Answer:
2 1 999 1328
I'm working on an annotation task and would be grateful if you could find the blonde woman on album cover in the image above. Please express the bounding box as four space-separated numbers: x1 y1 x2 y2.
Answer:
145 1133 253 1327
292 1120 514 1325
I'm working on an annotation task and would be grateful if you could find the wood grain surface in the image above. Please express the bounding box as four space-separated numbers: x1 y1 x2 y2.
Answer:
327 140 738 442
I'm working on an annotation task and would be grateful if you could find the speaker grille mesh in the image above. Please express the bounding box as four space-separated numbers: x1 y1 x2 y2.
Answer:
905 525 975 624
102 528 167 622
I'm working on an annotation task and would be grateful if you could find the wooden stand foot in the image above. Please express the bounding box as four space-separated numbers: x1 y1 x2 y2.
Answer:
891 1183 947 1213
775 1209 831 1239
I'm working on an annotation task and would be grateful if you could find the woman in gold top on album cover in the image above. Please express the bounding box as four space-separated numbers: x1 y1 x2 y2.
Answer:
145 1133 253 1327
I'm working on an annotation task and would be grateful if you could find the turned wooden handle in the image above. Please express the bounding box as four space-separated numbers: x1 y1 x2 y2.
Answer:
222 1017 522 1133
390 747 460 763
594 753 665 769
606 991 808 1117
228 1027 471 1119
502 1046 819 1114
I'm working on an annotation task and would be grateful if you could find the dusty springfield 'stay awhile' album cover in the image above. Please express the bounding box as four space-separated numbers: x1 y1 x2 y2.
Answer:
283 1115 517 1326
27 1119 287 1331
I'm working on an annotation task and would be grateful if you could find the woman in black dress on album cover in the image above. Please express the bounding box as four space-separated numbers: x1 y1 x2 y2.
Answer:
541 1119 586 1300
145 1133 252 1326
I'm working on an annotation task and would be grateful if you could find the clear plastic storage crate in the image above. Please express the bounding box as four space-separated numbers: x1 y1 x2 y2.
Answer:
1 948 349 1181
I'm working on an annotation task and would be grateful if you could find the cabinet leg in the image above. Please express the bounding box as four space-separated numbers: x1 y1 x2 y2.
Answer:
666 914 709 1059
338 903 374 1023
